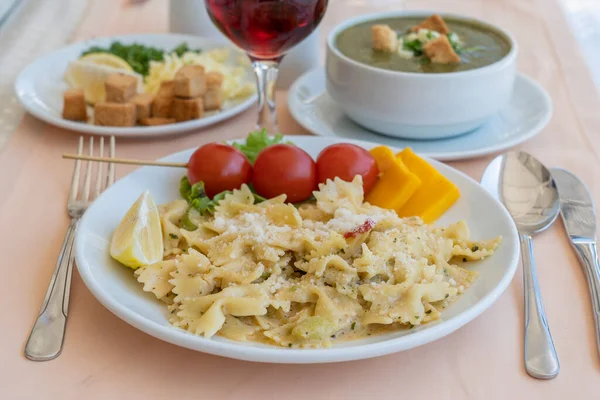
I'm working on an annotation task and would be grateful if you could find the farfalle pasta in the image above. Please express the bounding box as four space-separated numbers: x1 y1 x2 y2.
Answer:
134 176 501 348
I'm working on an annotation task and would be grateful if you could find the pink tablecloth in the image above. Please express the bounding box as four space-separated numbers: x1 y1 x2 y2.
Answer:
2 0 600 398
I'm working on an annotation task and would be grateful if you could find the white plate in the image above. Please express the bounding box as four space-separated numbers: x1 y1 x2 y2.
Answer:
14 34 257 137
288 68 552 161
75 136 519 363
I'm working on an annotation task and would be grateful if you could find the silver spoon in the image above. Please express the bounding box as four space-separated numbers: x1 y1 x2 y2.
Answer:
481 151 560 379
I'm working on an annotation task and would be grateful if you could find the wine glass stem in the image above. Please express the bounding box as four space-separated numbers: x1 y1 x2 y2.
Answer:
252 60 280 133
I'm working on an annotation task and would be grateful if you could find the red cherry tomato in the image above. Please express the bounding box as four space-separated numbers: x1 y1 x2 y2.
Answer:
316 144 379 194
252 144 317 203
187 143 252 198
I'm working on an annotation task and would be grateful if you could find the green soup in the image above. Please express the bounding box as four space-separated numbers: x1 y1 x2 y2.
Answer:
336 17 511 73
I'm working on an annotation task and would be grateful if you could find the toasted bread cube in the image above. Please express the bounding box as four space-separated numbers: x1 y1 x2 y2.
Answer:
131 93 154 122
205 71 224 90
174 65 206 98
172 97 203 122
62 89 87 121
105 74 137 103
203 89 222 111
152 96 174 118
372 24 398 53
94 102 136 126
157 80 175 98
423 35 461 64
140 117 176 126
410 14 450 35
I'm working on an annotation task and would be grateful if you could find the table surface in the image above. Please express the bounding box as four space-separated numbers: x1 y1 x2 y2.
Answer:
2 0 600 398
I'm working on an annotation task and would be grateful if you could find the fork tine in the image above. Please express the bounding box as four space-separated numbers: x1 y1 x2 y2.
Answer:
106 136 116 187
94 137 104 198
68 137 84 203
82 137 94 202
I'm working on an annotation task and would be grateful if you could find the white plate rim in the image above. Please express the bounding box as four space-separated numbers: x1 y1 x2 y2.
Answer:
14 33 257 138
288 68 552 161
74 136 520 363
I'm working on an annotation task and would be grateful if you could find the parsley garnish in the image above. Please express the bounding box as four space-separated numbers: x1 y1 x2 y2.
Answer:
403 39 423 56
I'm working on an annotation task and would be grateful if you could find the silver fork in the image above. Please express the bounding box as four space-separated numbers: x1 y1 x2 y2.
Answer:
24 136 116 361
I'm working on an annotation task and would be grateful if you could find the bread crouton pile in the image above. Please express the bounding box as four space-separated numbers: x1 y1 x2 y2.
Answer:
371 14 461 65
62 65 224 126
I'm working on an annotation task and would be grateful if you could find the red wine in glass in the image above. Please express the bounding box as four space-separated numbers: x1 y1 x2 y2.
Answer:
205 0 328 132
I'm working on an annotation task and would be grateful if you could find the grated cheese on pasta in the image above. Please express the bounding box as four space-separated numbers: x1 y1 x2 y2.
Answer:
134 176 501 348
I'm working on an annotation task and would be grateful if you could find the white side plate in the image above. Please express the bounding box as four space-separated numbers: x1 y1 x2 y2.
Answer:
14 33 257 137
288 68 552 161
75 136 519 363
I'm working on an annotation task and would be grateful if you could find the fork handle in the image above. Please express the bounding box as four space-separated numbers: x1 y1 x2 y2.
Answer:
24 218 78 361
572 242 600 358
521 233 560 379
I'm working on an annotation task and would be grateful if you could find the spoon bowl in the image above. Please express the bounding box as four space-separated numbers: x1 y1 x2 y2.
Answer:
481 152 559 234
481 151 560 380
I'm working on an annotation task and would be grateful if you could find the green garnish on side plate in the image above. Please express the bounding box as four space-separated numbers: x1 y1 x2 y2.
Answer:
81 42 202 76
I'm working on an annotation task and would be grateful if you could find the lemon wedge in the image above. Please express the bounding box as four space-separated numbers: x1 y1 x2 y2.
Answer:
79 52 134 71
64 60 143 104
110 191 164 269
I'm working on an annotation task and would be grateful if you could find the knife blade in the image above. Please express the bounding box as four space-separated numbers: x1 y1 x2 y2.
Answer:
550 167 600 358
551 168 596 241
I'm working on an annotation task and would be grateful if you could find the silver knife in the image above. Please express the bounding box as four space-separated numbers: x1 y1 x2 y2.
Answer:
550 168 600 355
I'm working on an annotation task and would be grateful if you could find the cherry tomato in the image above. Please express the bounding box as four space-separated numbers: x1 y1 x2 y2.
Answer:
252 144 317 202
187 143 252 198
316 144 379 194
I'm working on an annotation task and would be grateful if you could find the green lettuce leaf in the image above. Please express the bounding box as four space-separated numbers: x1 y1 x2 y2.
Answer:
179 176 264 216
232 129 286 164
180 177 217 214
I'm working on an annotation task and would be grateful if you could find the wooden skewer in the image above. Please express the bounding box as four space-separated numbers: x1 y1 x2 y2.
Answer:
62 153 188 168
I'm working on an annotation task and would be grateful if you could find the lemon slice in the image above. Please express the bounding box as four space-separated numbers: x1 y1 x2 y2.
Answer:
79 52 134 71
64 61 143 104
110 191 164 269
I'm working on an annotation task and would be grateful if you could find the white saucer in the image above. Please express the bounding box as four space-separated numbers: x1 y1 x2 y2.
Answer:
288 68 552 161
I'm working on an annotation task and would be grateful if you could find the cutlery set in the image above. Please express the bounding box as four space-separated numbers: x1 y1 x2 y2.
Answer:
482 151 598 380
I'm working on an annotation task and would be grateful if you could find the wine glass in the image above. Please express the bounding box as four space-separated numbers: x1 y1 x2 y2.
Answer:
205 0 329 133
